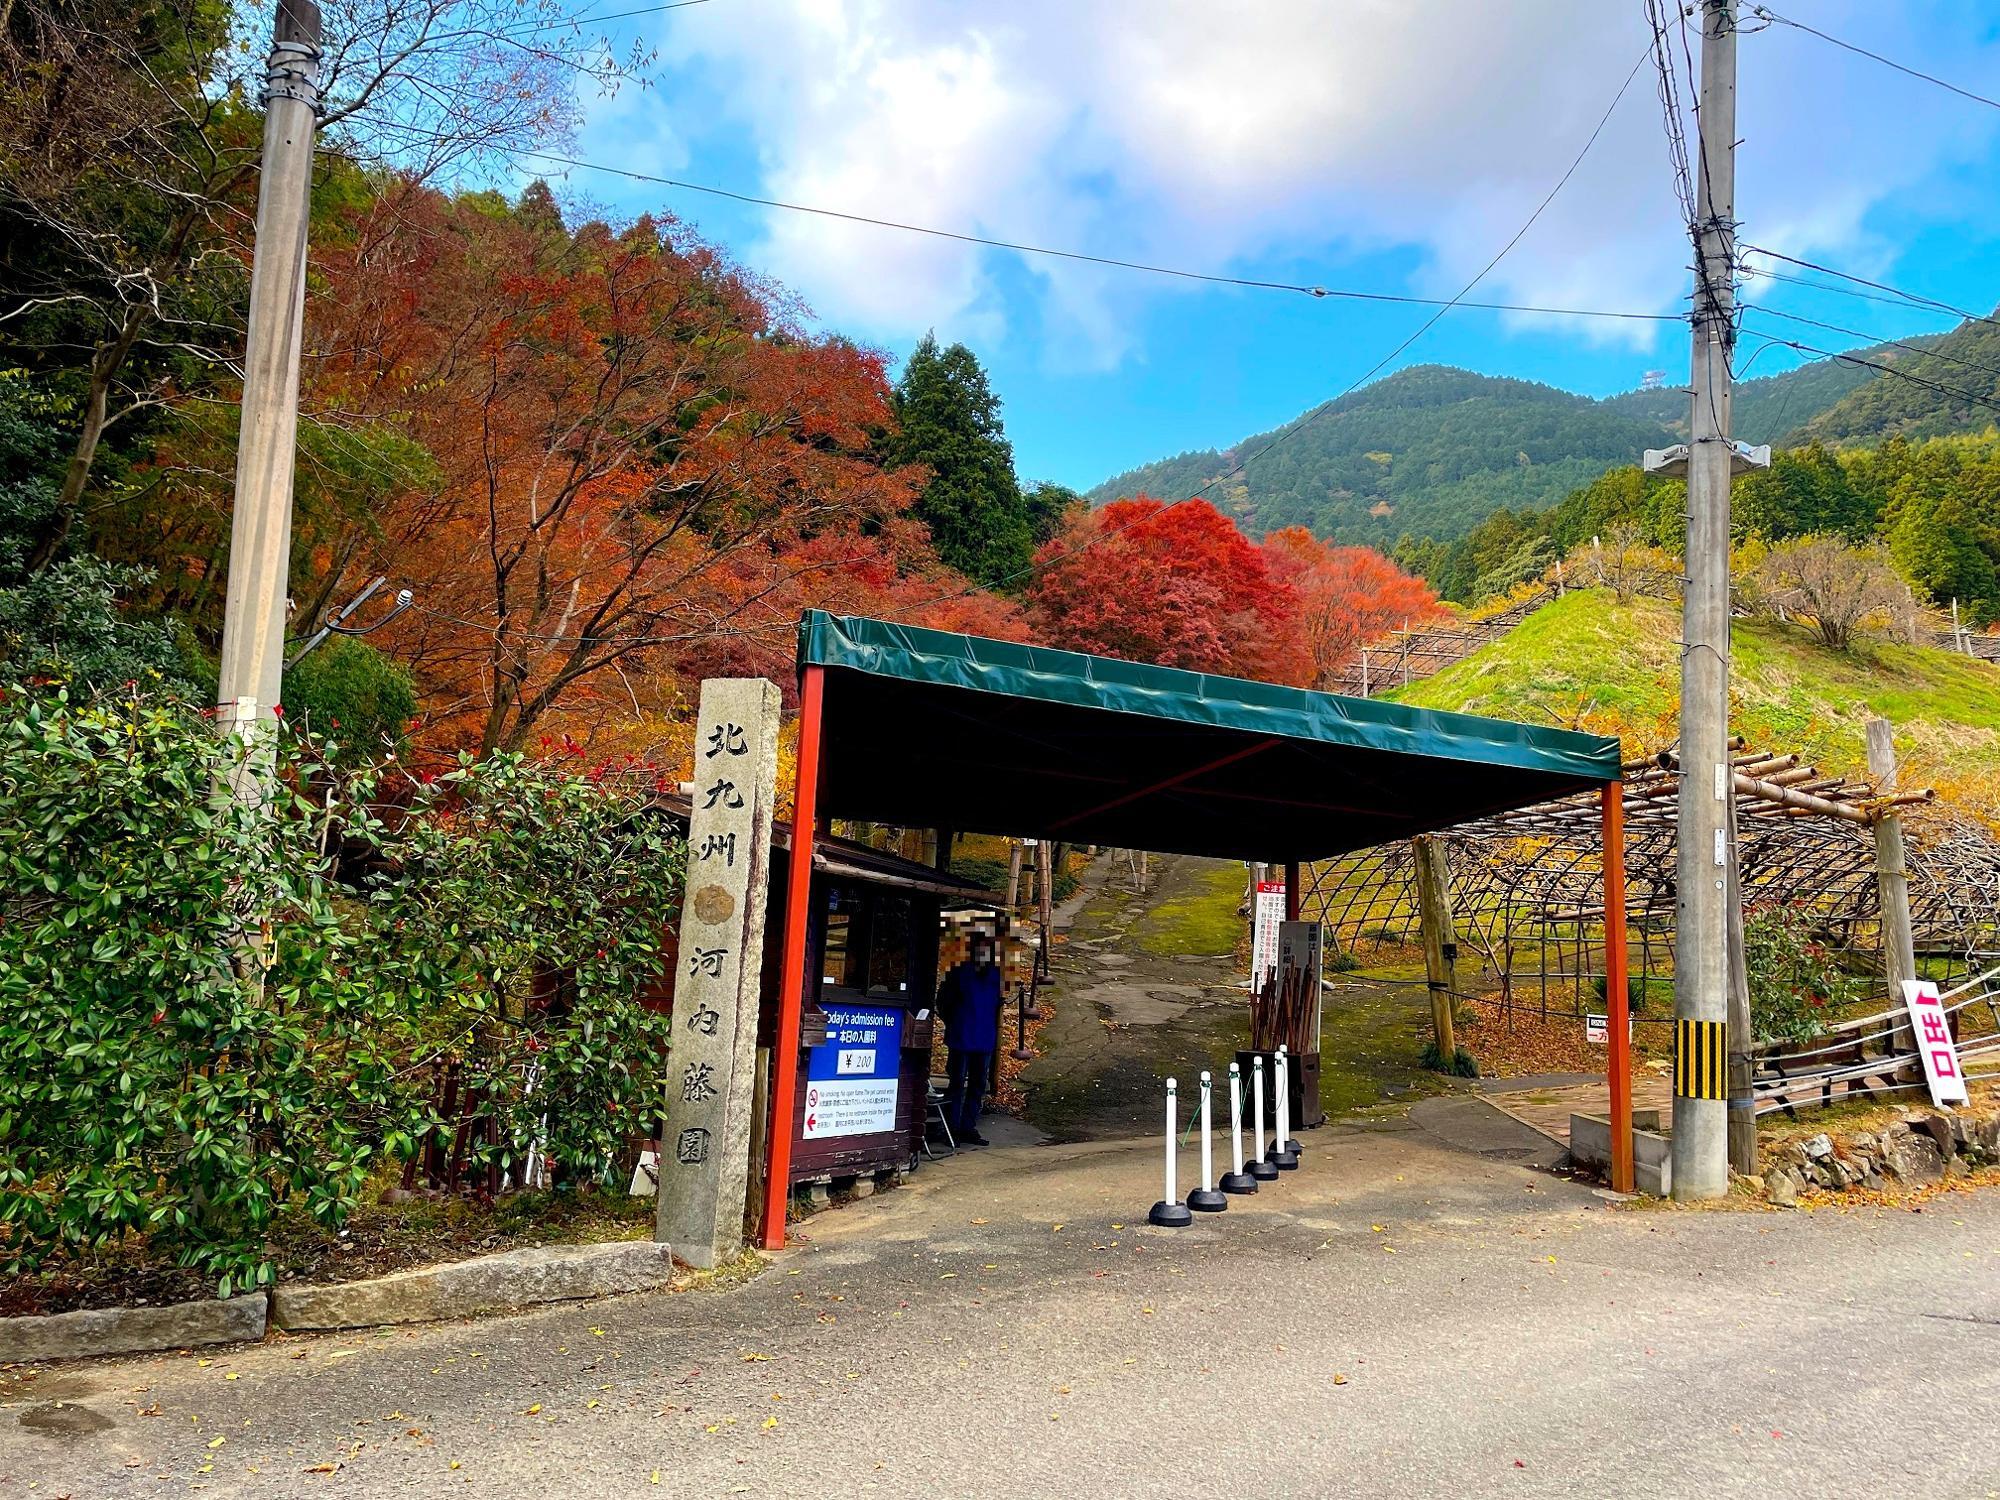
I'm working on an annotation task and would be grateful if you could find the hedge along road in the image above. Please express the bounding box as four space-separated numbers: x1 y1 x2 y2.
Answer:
4 1105 1997 1498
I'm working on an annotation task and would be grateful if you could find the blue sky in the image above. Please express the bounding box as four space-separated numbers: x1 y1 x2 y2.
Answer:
522 1 2000 492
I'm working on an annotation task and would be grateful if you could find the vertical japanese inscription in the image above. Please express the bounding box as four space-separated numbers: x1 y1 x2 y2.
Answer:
653 678 781 1267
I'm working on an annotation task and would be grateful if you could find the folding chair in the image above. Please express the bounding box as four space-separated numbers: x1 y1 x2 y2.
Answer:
923 1079 957 1159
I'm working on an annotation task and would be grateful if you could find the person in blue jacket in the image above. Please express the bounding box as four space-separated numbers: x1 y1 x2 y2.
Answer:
937 934 1005 1146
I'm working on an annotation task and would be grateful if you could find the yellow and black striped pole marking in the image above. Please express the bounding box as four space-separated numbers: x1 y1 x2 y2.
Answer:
1675 1019 1728 1100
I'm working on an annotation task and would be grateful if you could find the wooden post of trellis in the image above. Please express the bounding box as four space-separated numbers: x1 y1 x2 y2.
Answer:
1867 719 1918 1065
1412 836 1458 1063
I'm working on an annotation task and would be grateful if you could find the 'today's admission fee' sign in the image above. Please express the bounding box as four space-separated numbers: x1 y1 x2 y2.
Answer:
803 1004 904 1139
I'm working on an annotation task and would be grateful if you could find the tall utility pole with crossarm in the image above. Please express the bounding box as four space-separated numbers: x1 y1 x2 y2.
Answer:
1649 0 1762 1199
215 0 322 784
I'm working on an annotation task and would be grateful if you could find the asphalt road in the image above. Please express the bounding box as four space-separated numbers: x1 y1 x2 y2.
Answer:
6 1110 1998 1499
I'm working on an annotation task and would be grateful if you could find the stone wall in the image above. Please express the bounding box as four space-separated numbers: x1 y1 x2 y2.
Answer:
1763 1107 2000 1206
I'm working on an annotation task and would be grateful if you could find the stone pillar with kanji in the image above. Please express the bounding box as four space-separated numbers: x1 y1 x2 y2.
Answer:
654 678 781 1267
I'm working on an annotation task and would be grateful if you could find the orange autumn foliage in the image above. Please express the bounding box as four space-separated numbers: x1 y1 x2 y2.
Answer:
1259 526 1445 689
1023 497 1439 690
301 183 1016 755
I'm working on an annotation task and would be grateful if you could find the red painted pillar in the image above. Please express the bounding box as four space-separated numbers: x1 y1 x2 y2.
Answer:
1284 860 1301 923
760 665 825 1250
1602 781 1634 1195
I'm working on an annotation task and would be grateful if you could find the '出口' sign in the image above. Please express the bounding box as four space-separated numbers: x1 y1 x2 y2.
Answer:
1901 979 1968 1107
653 679 781 1267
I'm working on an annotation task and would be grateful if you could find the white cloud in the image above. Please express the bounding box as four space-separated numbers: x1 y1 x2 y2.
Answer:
627 0 2000 364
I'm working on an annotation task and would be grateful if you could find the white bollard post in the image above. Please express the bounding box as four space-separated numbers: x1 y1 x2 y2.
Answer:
1279 1042 1304 1158
1221 1061 1256 1194
1249 1055 1279 1181
1270 1045 1299 1169
1188 1071 1226 1212
1148 1077 1192 1227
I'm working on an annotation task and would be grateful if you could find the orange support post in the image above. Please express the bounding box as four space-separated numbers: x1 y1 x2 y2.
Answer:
1284 861 1301 923
1601 781 1634 1194
760 665 824 1250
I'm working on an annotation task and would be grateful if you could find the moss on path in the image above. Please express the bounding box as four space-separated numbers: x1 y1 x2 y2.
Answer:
1018 855 1456 1141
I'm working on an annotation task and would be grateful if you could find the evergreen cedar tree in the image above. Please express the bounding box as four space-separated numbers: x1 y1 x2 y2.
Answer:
886 334 1041 589
1025 496 1441 688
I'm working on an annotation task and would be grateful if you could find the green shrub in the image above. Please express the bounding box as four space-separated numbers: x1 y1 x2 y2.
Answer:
1743 905 1858 1045
945 855 1011 895
281 636 415 763
356 752 683 1190
1590 972 1647 1015
0 688 684 1293
0 688 405 1294
1419 1041 1479 1078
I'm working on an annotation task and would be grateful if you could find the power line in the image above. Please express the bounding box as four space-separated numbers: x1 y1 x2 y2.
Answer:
885 42 1657 616
1744 244 2000 331
1748 6 2000 113
494 0 716 42
1745 263 1973 317
515 151 1681 324
1742 304 2000 384
1747 334 2000 419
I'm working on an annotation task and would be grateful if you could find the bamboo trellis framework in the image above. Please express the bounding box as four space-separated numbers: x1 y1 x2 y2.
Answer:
1303 742 2000 1021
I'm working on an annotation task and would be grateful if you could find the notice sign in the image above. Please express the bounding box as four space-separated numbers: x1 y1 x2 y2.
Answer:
803 1005 903 1139
1901 979 1968 1107
1585 1014 1635 1045
1251 881 1286 988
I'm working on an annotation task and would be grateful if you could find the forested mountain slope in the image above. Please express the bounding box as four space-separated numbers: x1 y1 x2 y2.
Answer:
1087 366 1671 547
1089 321 1993 549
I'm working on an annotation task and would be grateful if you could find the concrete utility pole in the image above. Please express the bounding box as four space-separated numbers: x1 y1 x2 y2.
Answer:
215 0 321 773
1671 0 1739 1200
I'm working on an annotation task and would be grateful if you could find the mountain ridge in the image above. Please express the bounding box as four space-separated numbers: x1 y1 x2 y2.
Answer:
1087 319 1994 548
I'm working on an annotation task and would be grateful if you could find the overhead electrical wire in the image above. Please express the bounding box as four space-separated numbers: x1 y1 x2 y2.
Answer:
1744 334 2000 419
493 0 716 42
1744 264 1976 317
1741 245 2000 332
1741 304 2000 384
1747 6 2000 113
515 151 1677 324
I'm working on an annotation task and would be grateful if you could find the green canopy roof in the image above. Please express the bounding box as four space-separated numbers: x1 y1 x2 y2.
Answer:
798 611 1621 862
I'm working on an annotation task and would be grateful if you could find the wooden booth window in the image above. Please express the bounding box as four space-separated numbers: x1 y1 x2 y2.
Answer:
816 883 917 1006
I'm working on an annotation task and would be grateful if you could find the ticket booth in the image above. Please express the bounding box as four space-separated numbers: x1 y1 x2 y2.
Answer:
757 828 1002 1196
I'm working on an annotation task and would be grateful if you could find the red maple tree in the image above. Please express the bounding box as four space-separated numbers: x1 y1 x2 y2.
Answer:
1025 497 1308 684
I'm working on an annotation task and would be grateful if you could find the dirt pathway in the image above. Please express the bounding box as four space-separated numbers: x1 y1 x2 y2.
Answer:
1019 853 1462 1140
1018 852 1248 1140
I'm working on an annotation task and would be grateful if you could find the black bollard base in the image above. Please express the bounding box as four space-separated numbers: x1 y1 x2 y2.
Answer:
1148 1199 1193 1228
1187 1187 1227 1213
1247 1159 1280 1182
1219 1171 1258 1195
1279 1138 1304 1158
1268 1146 1300 1170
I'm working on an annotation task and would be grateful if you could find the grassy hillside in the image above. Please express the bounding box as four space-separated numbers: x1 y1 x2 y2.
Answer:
1388 589 2000 802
